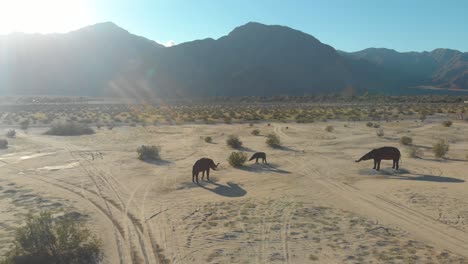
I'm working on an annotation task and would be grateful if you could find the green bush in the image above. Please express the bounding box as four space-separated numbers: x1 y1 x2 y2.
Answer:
366 122 373 127
226 135 242 149
251 129 260 136
432 140 449 158
45 122 94 136
1 211 102 264
266 133 281 148
442 120 453 127
408 146 422 158
0 139 8 149
325 125 334 132
227 152 247 167
204 136 212 143
137 145 161 161
6 130 16 138
400 136 413 145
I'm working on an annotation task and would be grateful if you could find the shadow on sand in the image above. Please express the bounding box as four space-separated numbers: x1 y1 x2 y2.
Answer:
240 163 290 174
359 168 464 183
142 159 172 166
199 181 247 197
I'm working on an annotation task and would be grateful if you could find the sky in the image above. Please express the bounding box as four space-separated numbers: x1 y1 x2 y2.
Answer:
0 0 467 52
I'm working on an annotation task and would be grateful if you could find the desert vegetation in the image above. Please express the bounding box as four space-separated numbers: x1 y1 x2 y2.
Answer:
0 95 466 127
1 211 102 264
433 140 449 158
227 152 248 167
137 145 161 161
266 133 281 148
45 122 95 136
6 130 16 138
400 136 413 145
0 139 8 149
226 135 242 149
251 129 260 136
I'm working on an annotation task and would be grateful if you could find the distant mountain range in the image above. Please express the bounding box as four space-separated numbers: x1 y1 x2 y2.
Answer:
1 22 467 98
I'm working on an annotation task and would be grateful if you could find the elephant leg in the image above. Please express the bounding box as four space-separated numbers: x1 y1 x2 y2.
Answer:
373 160 376 170
396 160 399 170
195 172 200 183
207 168 210 181
377 160 381 171
392 160 395 169
201 170 205 181
256 157 259 164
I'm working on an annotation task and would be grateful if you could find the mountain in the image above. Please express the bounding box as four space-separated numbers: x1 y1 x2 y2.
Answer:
0 21 467 97
0 22 163 96
342 48 468 90
148 22 355 97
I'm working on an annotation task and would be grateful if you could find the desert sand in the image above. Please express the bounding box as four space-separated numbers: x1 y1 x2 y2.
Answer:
1 121 468 263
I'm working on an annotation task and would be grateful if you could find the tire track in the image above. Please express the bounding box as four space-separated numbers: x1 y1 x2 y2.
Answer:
299 155 468 258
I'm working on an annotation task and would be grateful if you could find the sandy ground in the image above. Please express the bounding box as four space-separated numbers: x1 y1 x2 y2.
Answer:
1 121 468 263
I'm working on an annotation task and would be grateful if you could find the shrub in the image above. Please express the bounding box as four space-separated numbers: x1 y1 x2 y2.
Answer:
266 133 281 148
6 129 16 138
325 125 334 132
137 145 160 161
1 211 102 264
0 139 7 149
432 140 449 158
204 136 212 143
227 152 247 167
408 146 422 158
373 123 380 128
400 136 413 145
20 120 30 130
376 129 384 137
45 122 94 136
251 129 260 136
226 135 242 149
366 122 373 127
442 120 453 127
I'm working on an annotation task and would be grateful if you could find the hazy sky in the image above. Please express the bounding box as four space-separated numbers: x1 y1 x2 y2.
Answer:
0 0 467 52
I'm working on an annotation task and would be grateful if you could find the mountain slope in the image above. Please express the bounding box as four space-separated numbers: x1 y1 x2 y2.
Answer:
148 22 356 97
0 22 163 96
0 21 467 97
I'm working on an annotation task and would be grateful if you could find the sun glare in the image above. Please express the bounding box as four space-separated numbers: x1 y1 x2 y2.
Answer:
0 0 95 34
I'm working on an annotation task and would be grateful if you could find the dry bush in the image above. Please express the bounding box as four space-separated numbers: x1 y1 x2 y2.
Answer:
226 135 242 149
204 136 212 143
20 120 30 130
408 146 422 158
376 129 384 137
366 122 374 127
1 211 102 264
400 136 412 145
266 133 281 148
45 122 94 136
442 120 453 127
137 145 161 161
6 130 16 138
325 125 334 132
227 152 247 167
432 140 449 158
251 129 260 136
0 139 8 149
